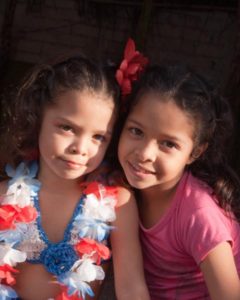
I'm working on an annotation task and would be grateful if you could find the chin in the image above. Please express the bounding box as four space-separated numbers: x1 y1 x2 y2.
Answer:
58 170 86 180
126 177 149 190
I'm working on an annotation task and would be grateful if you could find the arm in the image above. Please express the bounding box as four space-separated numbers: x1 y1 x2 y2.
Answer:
110 187 150 300
200 241 240 300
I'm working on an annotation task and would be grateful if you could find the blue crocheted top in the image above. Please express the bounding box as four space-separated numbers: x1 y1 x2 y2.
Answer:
2 161 116 299
28 194 84 275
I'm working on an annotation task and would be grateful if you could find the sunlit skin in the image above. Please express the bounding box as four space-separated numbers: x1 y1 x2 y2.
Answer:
38 89 116 185
118 92 201 223
118 92 240 300
12 89 117 300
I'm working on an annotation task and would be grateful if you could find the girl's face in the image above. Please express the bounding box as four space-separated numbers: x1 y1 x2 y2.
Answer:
118 93 199 191
38 89 116 182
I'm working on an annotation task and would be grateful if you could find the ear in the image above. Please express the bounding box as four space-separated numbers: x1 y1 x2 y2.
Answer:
187 143 208 165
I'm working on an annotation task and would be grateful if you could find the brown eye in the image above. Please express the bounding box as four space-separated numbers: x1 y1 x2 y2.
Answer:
59 124 73 132
129 127 143 137
162 141 176 149
93 134 106 143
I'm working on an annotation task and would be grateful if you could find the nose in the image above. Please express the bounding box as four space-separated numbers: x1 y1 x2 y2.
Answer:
69 136 88 156
135 141 157 162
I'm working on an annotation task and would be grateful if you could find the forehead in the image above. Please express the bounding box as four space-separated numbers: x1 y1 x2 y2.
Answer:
45 89 117 127
129 93 196 139
53 88 115 110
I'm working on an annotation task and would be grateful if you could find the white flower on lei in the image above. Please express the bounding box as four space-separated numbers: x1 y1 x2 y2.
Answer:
82 190 116 222
0 244 26 266
72 257 105 282
58 257 105 299
3 162 41 207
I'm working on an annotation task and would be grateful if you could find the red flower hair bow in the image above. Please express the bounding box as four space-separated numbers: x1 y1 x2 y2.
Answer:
115 38 149 97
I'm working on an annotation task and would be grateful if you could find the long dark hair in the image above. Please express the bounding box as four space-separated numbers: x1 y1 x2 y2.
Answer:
0 55 120 170
123 63 240 221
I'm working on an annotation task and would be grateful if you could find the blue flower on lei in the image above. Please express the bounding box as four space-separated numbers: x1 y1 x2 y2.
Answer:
6 161 41 197
0 284 18 299
0 223 29 245
73 215 114 242
58 271 94 299
57 257 105 299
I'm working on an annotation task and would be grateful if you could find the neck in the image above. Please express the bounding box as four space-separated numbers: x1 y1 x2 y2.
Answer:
137 181 180 228
140 174 183 204
139 173 184 210
140 183 178 205
37 167 84 195
39 176 81 195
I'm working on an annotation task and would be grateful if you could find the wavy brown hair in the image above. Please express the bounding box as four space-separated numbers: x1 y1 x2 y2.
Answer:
0 55 120 173
121 63 240 222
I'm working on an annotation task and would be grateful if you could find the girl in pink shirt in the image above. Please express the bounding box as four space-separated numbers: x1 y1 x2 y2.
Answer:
118 63 240 300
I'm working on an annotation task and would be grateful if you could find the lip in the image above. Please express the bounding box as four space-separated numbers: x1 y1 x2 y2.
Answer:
61 158 85 169
127 161 155 178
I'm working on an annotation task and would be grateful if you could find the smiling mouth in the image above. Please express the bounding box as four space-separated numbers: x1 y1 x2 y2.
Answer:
128 161 155 175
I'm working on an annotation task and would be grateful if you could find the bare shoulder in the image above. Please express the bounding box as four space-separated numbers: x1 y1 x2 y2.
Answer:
115 185 135 208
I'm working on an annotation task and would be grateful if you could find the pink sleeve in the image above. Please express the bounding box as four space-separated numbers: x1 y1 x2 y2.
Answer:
181 205 233 265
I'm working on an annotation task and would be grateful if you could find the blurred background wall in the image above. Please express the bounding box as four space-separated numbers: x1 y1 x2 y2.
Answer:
0 0 239 173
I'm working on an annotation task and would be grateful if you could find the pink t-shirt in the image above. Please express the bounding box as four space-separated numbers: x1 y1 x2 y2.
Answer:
140 172 240 300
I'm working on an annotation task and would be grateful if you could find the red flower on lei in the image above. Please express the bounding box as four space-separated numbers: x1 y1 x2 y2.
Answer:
75 238 111 265
115 38 149 96
0 204 37 230
81 181 118 200
56 286 82 300
0 264 19 285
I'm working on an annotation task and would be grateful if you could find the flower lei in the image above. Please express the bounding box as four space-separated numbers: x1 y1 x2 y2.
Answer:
115 38 149 98
0 161 117 300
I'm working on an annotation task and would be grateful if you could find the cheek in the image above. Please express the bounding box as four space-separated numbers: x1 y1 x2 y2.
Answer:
118 136 126 159
165 153 191 171
88 147 107 170
90 144 108 161
39 132 65 156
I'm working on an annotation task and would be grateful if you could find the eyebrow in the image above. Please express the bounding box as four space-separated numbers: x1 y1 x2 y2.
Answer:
161 134 183 144
56 117 113 136
127 119 143 127
127 118 185 144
